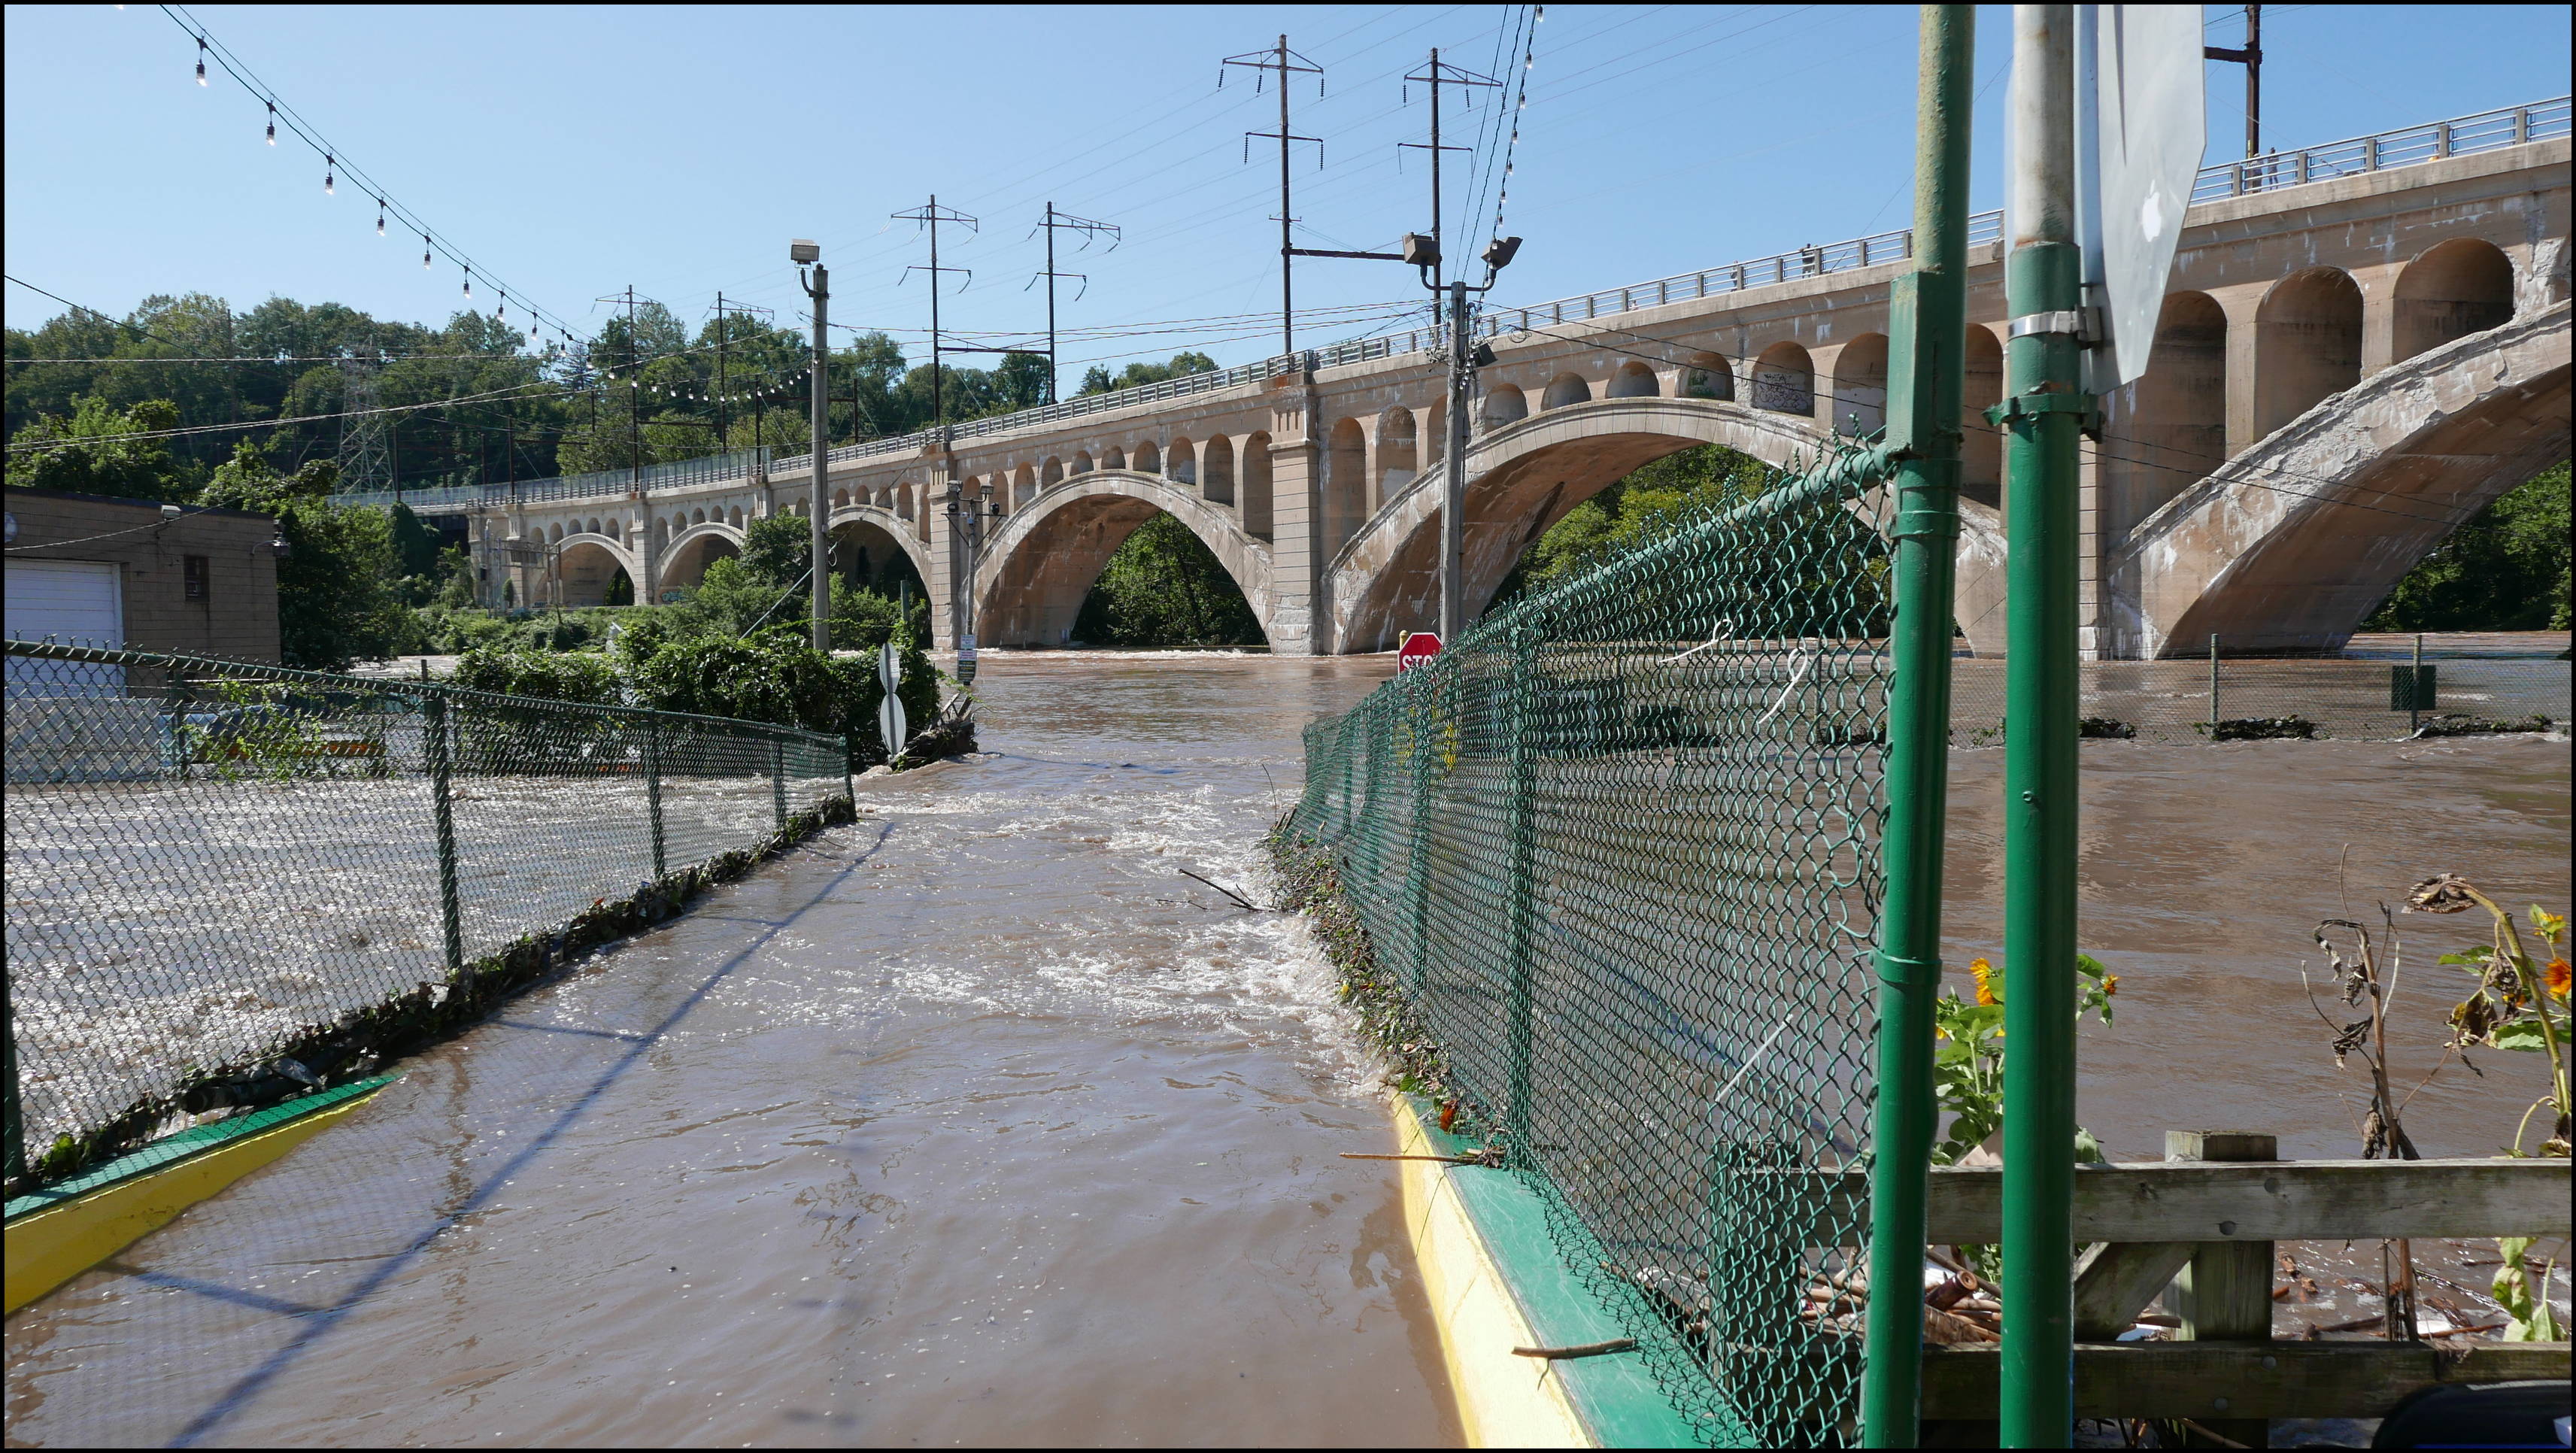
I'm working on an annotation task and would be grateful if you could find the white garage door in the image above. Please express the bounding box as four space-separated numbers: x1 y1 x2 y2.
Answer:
7 558 125 693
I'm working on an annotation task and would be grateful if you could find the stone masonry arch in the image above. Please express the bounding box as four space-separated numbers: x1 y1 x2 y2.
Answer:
827 503 936 596
2107 300 2570 657
1325 395 2006 654
972 471 1274 648
658 520 745 593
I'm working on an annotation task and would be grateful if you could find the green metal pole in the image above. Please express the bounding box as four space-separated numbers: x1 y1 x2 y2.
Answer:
1998 5 2086 1445
1862 8 1974 1445
1503 613 1541 1158
5 993 25 1190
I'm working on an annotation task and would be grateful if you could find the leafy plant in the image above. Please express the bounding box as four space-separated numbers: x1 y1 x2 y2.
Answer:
1930 953 2118 1166
2405 875 2569 1341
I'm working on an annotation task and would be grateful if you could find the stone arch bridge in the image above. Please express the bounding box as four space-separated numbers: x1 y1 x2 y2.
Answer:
437 101 2567 660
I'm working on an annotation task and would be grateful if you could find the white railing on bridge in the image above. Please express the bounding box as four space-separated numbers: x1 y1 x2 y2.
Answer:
411 96 2568 514
338 448 772 514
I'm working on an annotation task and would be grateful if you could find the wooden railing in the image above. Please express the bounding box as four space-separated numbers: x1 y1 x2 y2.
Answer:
1889 1135 2569 1432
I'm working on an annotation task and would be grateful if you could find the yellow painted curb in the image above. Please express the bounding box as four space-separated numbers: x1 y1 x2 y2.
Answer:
1393 1099 1595 1449
5 1084 387 1313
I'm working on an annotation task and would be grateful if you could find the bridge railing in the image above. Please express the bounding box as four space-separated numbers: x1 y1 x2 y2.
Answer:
2195 96 2569 202
425 96 2569 510
337 448 772 516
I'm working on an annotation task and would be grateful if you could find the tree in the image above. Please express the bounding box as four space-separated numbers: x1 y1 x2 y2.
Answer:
2367 463 2571 632
1491 444 1774 606
1075 351 1219 396
1071 513 1265 647
738 510 812 588
199 441 405 669
5 396 195 500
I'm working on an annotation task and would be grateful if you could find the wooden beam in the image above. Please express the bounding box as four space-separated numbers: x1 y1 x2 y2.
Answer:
1918 1157 2568 1243
2071 1240 2195 1340
1922 1341 2572 1420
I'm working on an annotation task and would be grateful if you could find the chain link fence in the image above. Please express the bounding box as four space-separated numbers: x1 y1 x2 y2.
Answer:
1278 460 1897 1445
1946 651 2568 746
4 639 851 1196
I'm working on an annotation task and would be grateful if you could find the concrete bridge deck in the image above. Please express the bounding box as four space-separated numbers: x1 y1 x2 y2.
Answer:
387 99 2570 661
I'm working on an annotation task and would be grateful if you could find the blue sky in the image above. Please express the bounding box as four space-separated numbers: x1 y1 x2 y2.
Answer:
6 5 2568 383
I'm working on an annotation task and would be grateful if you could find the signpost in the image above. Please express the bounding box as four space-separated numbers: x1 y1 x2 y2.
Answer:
1397 631 1442 673
877 641 907 760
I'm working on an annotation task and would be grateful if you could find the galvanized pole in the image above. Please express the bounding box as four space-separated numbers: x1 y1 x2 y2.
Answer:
2411 630 2425 733
1998 6 2086 1444
425 691 465 975
2208 632 2221 726
808 261 832 650
1440 278 1470 641
1861 7 1974 1445
1278 35 1294 358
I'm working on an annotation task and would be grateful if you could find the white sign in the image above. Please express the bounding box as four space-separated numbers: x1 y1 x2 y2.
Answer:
878 640 902 693
878 691 908 757
2077 4 2207 393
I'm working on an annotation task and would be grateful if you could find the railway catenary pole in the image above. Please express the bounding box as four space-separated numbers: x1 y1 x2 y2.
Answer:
1223 37 1323 360
1861 6 1974 1445
1998 5 2086 1444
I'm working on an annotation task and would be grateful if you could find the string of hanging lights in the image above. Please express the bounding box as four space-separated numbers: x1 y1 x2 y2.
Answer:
156 3 590 350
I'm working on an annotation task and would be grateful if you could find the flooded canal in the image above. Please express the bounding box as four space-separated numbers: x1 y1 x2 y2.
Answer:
5 654 2568 1443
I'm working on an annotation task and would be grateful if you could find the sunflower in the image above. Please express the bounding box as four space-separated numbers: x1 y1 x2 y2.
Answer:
1971 957 1999 1007
2548 957 2571 1000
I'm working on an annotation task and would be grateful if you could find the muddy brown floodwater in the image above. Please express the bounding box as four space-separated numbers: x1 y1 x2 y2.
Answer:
5 657 2567 1445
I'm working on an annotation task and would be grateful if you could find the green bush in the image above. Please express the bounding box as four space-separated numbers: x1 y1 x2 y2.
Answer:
626 628 938 766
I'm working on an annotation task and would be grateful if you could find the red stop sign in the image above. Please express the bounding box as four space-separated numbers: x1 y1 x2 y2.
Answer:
1397 631 1442 672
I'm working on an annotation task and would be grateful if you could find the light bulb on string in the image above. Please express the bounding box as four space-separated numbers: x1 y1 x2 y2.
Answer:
265 101 275 145
375 199 385 235
423 235 432 269
323 155 335 195
196 37 207 85
462 270 472 300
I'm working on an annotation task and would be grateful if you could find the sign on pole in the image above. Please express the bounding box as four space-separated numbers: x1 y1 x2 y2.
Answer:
878 641 907 757
2077 4 2207 393
957 631 978 686
1397 631 1443 674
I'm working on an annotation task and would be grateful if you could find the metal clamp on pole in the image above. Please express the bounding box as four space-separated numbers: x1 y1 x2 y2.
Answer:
2005 307 2096 340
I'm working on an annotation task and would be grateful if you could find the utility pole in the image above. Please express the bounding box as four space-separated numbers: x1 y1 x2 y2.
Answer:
2204 3 2262 158
793 241 830 651
1224 36 1324 359
596 287 656 605
1030 204 1118 404
1997 6 2086 1445
715 290 729 449
893 196 979 431
1862 8 1974 1447
1403 49 1502 292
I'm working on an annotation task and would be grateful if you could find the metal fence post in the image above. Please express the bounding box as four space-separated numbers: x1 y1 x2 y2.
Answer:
771 737 787 830
1503 614 1541 1157
1406 675 1438 994
644 711 667 879
2208 632 2221 726
1863 7 1974 1443
424 693 465 975
5 993 25 1189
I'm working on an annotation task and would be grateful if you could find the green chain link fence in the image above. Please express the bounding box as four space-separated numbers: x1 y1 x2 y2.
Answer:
4 638 851 1196
1276 445 1901 1445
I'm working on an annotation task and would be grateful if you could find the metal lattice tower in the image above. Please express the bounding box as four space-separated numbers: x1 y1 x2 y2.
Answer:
336 350 393 493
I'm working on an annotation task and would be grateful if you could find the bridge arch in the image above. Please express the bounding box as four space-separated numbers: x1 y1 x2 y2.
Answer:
1170 437 1197 486
2393 238 2514 364
971 471 1273 648
1132 439 1160 474
1203 434 1236 506
1326 395 2016 654
1542 372 1592 409
2254 265 2363 436
660 521 745 593
827 504 934 599
1608 360 1659 399
1482 384 1528 427
1377 407 1418 503
2107 301 2570 657
1752 341 1816 415
1963 326 2004 505
1830 335 1890 436
1681 351 1733 402
554 537 640 608
2104 292 2229 534
1073 449 1094 475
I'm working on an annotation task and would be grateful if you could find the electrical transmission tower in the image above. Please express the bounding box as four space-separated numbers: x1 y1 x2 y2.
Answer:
336 347 393 494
